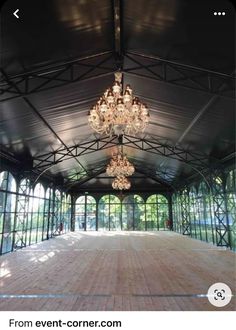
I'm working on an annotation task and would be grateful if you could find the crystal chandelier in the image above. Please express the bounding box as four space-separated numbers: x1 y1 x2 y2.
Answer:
112 175 131 190
88 72 149 136
106 153 135 177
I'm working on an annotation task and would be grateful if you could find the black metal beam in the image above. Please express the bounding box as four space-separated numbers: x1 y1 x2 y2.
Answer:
29 134 220 191
32 135 213 173
179 190 191 235
33 136 119 169
65 166 107 191
63 166 173 192
22 98 89 176
210 170 231 247
124 52 235 99
1 51 234 103
0 52 115 102
122 135 210 168
0 70 89 176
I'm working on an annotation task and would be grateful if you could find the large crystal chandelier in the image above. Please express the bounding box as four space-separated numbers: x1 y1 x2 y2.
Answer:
106 153 135 177
88 72 149 136
112 175 131 190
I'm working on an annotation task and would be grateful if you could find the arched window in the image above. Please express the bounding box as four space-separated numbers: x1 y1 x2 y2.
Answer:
98 195 121 230
226 169 236 250
86 195 96 230
122 195 145 230
75 195 96 231
75 196 85 230
0 171 17 254
146 194 169 230
0 171 16 192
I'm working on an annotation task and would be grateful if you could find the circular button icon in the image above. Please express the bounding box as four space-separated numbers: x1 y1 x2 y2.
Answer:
207 283 232 307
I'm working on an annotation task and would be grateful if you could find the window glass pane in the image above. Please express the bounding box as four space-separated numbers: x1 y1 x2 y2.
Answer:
0 171 16 254
75 195 96 231
146 194 169 231
98 195 121 231
122 195 145 230
226 170 236 250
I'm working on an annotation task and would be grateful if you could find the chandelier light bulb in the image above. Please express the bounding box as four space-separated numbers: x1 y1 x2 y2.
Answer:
88 72 149 136
112 175 131 190
106 153 135 178
112 81 121 95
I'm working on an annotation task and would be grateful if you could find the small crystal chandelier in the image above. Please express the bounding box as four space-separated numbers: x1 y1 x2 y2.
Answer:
88 72 149 136
106 153 135 177
112 175 131 190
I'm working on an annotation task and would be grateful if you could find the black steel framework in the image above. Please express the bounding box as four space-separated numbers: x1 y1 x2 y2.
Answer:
23 134 219 190
32 135 213 170
179 189 191 235
0 171 72 255
0 53 116 102
0 0 235 256
124 52 235 99
1 52 235 103
14 179 31 249
210 171 231 247
172 168 235 249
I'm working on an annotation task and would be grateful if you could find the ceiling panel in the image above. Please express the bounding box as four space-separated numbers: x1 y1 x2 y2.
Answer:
0 0 235 191
1 0 113 75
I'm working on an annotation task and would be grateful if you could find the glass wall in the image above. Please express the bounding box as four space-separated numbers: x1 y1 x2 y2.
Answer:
44 187 54 240
2 168 234 254
74 194 169 232
189 186 198 239
75 195 96 231
0 170 71 255
146 194 169 230
172 169 235 250
122 195 145 230
226 169 236 250
172 193 181 232
30 183 45 244
198 182 215 244
0 171 16 254
98 195 121 230
63 194 72 233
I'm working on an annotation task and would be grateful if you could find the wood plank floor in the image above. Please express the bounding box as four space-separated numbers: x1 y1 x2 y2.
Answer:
0 231 235 311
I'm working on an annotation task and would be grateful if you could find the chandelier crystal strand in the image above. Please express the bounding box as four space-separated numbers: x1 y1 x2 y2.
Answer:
112 175 131 190
106 153 135 177
88 72 149 136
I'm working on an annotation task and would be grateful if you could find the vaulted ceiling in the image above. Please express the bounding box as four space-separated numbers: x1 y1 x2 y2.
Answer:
0 0 235 192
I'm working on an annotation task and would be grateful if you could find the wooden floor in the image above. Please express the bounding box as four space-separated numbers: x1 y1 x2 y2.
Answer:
0 231 235 311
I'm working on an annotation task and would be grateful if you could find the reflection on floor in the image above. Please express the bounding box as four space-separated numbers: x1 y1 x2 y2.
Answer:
0 231 235 311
